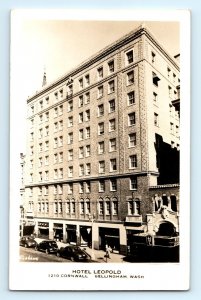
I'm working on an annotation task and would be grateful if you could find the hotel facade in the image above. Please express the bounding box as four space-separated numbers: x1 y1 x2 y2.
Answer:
22 25 180 257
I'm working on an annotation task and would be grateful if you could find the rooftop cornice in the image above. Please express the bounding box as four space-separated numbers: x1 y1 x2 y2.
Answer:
27 25 179 103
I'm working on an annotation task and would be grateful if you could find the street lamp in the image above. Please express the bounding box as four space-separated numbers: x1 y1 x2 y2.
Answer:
88 213 95 261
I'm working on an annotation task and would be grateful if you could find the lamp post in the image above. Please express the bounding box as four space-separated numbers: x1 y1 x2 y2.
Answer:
88 213 95 261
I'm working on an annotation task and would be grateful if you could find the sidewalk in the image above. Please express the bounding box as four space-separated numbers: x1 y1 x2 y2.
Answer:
34 238 127 263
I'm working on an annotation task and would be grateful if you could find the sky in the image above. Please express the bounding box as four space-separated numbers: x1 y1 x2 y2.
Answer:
10 17 179 155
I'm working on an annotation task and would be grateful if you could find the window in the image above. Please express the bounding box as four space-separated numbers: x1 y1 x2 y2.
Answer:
129 133 136 147
45 126 49 136
45 155 49 165
68 84 73 96
68 183 73 194
110 179 117 191
30 118 34 127
109 99 115 112
153 92 158 103
128 91 135 105
173 73 176 83
127 70 134 85
31 106 34 114
45 97 49 106
39 114 43 123
68 100 73 112
39 157 42 167
108 80 115 93
86 145 91 157
45 171 49 181
54 92 58 102
59 105 63 115
98 104 104 116
170 122 174 134
68 132 73 144
68 166 73 177
54 169 58 179
85 92 90 104
169 104 173 116
85 74 90 86
66 202 70 214
128 199 140 215
86 182 91 193
130 176 137 190
85 200 90 214
39 172 42 181
98 85 103 98
58 202 62 214
59 120 63 130
113 201 118 215
98 122 104 135
30 132 34 141
29 187 33 197
176 125 179 137
85 110 90 121
97 67 103 80
38 187 42 196
54 153 58 164
79 129 84 141
59 168 63 179
71 201 75 214
45 112 49 121
59 89 63 99
68 149 73 161
110 158 117 171
80 201 85 214
154 113 159 126
129 155 137 168
109 118 116 131
59 152 63 163
79 164 84 176
79 95 84 107
99 201 104 215
54 122 58 132
39 100 43 110
30 159 33 169
167 67 171 78
168 85 172 97
79 112 84 123
79 147 84 158
54 202 58 214
128 113 135 126
79 78 83 89
99 161 105 173
86 163 91 175
86 127 90 139
126 50 133 64
79 182 84 193
151 51 156 63
152 72 160 86
98 141 104 154
108 60 114 73
109 138 116 151
38 202 41 213
54 107 58 118
68 116 73 127
99 180 105 192
105 201 111 215
39 143 43 152
45 141 49 151
54 138 58 148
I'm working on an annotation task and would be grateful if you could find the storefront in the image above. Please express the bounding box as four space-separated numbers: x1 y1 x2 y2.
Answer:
66 224 77 244
53 223 63 241
99 227 120 252
38 222 49 239
79 225 91 246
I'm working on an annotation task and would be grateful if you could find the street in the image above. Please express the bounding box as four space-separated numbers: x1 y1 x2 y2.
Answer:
20 246 73 263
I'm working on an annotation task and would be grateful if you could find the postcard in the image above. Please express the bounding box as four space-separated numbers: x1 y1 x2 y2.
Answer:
9 9 190 290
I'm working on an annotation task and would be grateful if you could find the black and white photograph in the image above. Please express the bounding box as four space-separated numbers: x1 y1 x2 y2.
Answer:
9 9 190 290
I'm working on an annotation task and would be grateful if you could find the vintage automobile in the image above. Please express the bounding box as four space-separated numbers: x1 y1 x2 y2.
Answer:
19 236 37 248
35 240 58 254
56 245 89 261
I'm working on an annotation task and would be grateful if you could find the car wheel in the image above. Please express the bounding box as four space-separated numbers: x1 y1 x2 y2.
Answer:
45 249 49 254
35 246 38 251
25 244 28 248
56 252 60 257
70 257 74 262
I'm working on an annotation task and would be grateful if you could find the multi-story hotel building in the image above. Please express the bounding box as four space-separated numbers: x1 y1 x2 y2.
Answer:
23 24 180 257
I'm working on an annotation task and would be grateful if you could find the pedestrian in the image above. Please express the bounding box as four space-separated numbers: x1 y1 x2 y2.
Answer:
105 244 111 259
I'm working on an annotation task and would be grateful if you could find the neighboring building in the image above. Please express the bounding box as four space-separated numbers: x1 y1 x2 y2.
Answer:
23 24 180 259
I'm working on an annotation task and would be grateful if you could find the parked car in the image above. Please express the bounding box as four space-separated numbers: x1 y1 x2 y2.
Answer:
56 245 89 261
35 240 58 254
19 236 37 248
